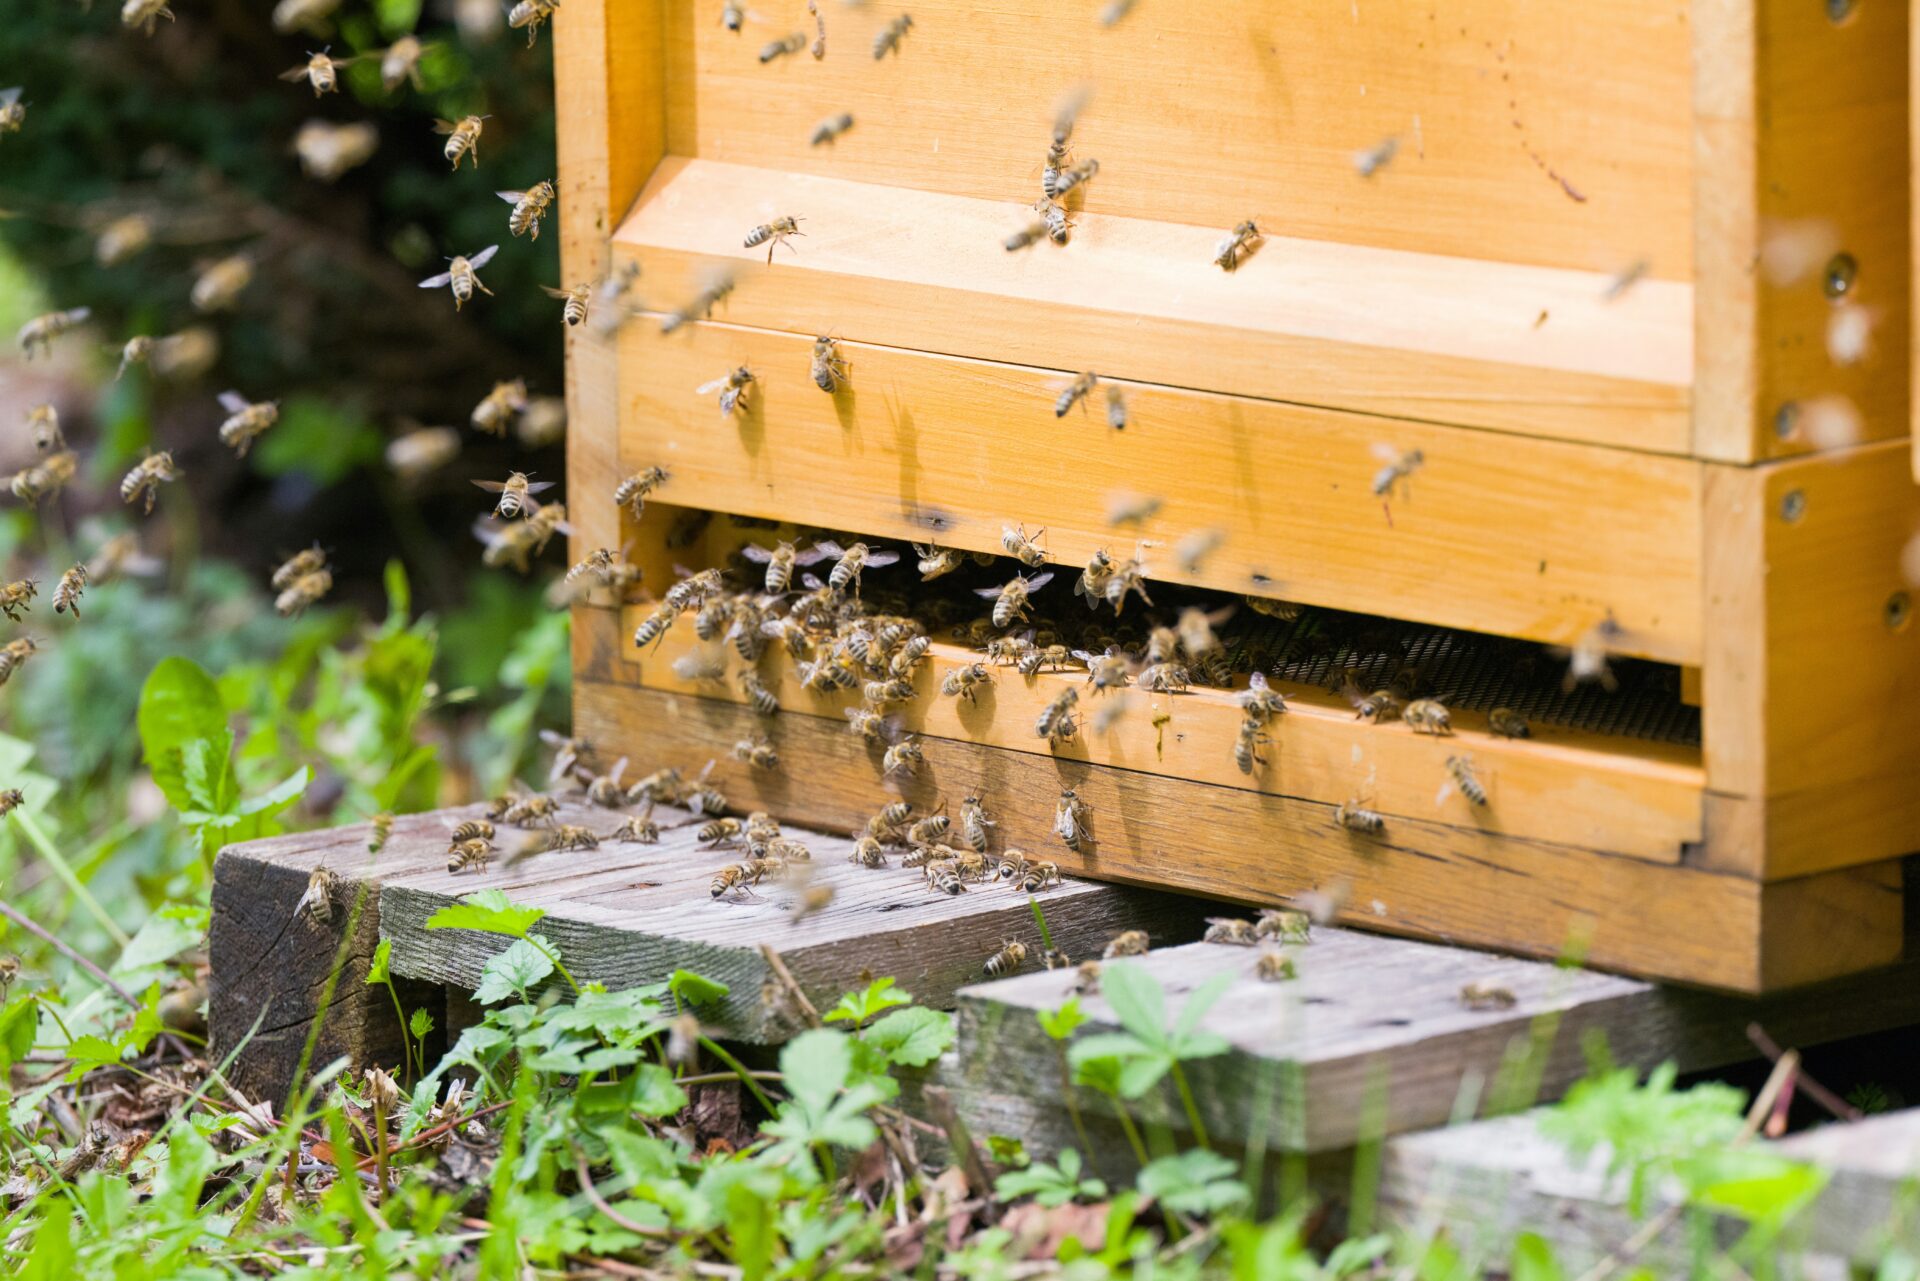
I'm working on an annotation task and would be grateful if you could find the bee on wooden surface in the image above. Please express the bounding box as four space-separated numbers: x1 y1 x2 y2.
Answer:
1255 951 1298 982
1204 917 1257 946
744 215 805 263
279 48 357 96
503 793 561 828
850 835 888 867
1460 982 1517 1011
295 865 339 926
977 571 1054 629
507 0 560 44
1053 786 1090 848
450 818 496 845
984 940 1028 977
1233 673 1289 724
433 115 489 170
95 215 152 267
881 735 925 777
26 404 62 452
1487 707 1531 739
1103 556 1152 614
740 540 818 594
1004 219 1052 253
1018 644 1071 678
1444 755 1488 807
719 671 775 721
214 391 280 458
533 823 600 853
1348 682 1403 724
1041 136 1073 200
583 758 631 807
0 790 23 819
1370 443 1424 506
1564 617 1622 692
499 180 557 241
1334 801 1385 835
890 633 932 673
868 799 914 843
863 676 915 705
613 467 668 521
732 735 779 771
958 794 994 853
697 365 756 416
10 451 76 505
873 13 913 57
0 638 38 687
663 568 724 611
468 379 528 438
1251 908 1311 945
810 111 855 146
1213 220 1262 271
447 838 492 874
906 809 951 846
1233 718 1270 775
1138 662 1190 695
759 30 808 61
122 0 176 35
926 861 967 895
1001 523 1048 567
1104 384 1128 431
120 452 179 515
0 579 36 622
699 817 746 848
1036 688 1081 743
1052 158 1099 198
1055 371 1097 418
52 565 87 619
420 246 501 310
843 706 890 743
376 35 434 92
536 731 587 784
1019 859 1060 893
604 805 661 844
1102 929 1146 959
1071 647 1129 695
18 308 91 361
1354 137 1398 178
1402 698 1453 736
814 540 899 593
628 603 676 650
541 282 592 327
809 336 849 393
711 864 758 899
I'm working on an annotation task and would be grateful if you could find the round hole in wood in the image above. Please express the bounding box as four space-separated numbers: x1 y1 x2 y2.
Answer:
1824 252 1858 299
1885 591 1912 632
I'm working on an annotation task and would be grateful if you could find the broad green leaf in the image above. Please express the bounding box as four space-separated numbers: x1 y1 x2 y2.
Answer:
426 889 546 939
0 996 37 1077
861 1006 953 1068
238 765 310 818
669 969 729 1008
63 1034 127 1082
137 657 227 808
1096 960 1166 1047
473 937 555 1004
366 937 393 985
629 1063 689 1118
824 977 912 1027
179 733 236 815
781 1028 853 1115
115 906 207 975
1688 1153 1826 1227
1137 1149 1248 1216
409 1006 435 1039
1509 1233 1565 1281
1170 971 1234 1044
1038 997 1088 1041
601 1128 682 1183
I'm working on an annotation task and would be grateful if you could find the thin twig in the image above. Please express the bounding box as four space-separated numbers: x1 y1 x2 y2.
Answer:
759 945 822 1028
1747 1023 1862 1122
0 894 191 1060
573 1148 671 1237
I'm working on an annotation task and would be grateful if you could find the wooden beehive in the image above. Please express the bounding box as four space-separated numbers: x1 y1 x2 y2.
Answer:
553 0 1915 993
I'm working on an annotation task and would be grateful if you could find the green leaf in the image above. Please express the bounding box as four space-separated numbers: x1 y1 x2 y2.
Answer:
179 733 235 814
366 938 393 985
473 937 555 1005
1686 1152 1826 1227
629 1063 689 1118
238 765 310 818
63 1034 127 1082
861 1006 953 1068
0 997 37 1077
137 657 227 809
1037 997 1088 1041
1170 971 1234 1044
426 889 547 939
824 977 913 1027
1509 1233 1566 1281
781 1029 852 1116
115 906 207 975
601 1129 682 1183
409 1006 435 1039
1096 960 1167 1048
384 558 412 624
668 969 729 1008
1137 1149 1248 1216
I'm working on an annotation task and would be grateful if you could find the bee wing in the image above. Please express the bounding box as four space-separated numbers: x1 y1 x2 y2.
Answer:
467 244 501 269
471 479 508 493
541 285 572 299
1027 571 1056 591
432 117 459 134
739 543 773 563
973 584 1007 600
609 757 629 785
792 547 828 566
800 573 827 590
811 540 845 559
497 189 528 204
419 270 454 289
471 516 511 549
865 550 901 568
695 377 731 395
215 390 248 414
525 481 557 495
1369 442 1404 464
538 728 569 749
278 64 314 81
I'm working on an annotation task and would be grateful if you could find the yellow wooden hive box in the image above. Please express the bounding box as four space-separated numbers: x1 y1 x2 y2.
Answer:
553 0 1915 993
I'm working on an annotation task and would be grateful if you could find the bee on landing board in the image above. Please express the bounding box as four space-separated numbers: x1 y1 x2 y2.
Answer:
743 216 804 264
809 336 849 392
1214 220 1262 271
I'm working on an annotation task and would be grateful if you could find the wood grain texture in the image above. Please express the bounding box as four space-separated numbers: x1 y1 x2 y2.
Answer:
573 677 1906 992
955 934 1920 1153
624 621 1703 864
663 0 1693 279
612 321 1704 662
612 159 1692 451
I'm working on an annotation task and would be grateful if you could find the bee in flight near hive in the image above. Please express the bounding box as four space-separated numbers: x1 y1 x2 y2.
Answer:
0 579 35 621
119 451 179 515
542 282 592 326
507 0 560 45
1051 158 1099 199
500 180 557 240
744 216 804 264
192 256 254 313
0 638 38 687
733 735 779 770
1105 384 1128 431
977 571 1054 628
1004 218 1052 253
1255 951 1297 982
26 404 61 451
217 391 280 457
810 111 854 146
51 566 86 619
614 466 668 519
433 115 489 170
582 757 630 807
376 35 435 92
472 471 554 519
279 48 358 96
1055 371 1098 418
1370 443 1424 523
1255 908 1311 944
1214 219 1262 271
1563 617 1622 692
471 379 528 437
419 246 500 310
741 540 823 593
12 451 77 505
274 553 333 618
115 336 155 382
1036 688 1080 744
0 87 25 136
0 789 23 819
759 31 808 61
121 0 176 35
698 365 756 416
813 540 899 593
1001 523 1048 568
1354 137 1398 178
271 545 327 593
18 308 91 361
810 336 849 392
872 13 913 57
1443 755 1488 807
369 812 394 854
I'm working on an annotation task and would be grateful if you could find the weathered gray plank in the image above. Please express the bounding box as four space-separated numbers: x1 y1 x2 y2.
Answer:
951 932 1920 1153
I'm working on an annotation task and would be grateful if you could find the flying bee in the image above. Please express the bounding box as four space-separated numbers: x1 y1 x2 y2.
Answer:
941 661 991 704
810 111 854 145
733 735 779 770
983 939 1027 977
541 282 592 326
1074 548 1115 608
420 245 500 310
1098 0 1136 25
605 810 661 844
0 789 22 818
502 793 560 827
809 336 849 392
271 0 340 34
216 391 280 457
293 120 378 182
433 115 488 170
1370 443 1425 515
192 256 254 312
17 308 92 361
11 451 77 505
1334 801 1385 835
759 31 808 61
1204 917 1257 946
1018 644 1071 677
1245 594 1303 621
1354 136 1398 178
1001 523 1048 567
1174 528 1224 574
741 541 820 594
913 543 969 581
119 452 179 515
813 540 899 593
959 794 994 853
538 730 588 783
1214 219 1262 271
661 270 736 333
295 865 338 926
279 48 358 96
1037 688 1081 743
121 0 176 34
275 565 333 617
1256 951 1298 982
613 467 668 521
368 812 394 854
1051 157 1099 197
507 0 560 45
1460 982 1517 1011
565 547 617 585
844 706 891 742
1055 371 1097 418
0 92 27 137
1564 617 1622 692
1488 707 1531 739
463 380 527 439
698 365 756 416
26 404 61 452
790 884 835 923
662 567 723 612
1103 929 1146 959
882 736 925 777
1103 556 1152 614
1235 672 1288 721
1070 648 1130 695
1254 908 1311 944
472 470 555 520
377 35 434 92
1175 605 1234 660
1402 698 1453 735
1233 718 1270 775
1004 219 1052 253
95 215 152 267
112 335 156 382
872 12 912 57
1053 788 1090 849
447 838 492 874
1444 755 1488 807
1105 384 1128 431
499 180 557 240
0 637 37 686
0 580 35 621
52 565 87 618
743 215 805 264
583 757 630 807
976 571 1055 628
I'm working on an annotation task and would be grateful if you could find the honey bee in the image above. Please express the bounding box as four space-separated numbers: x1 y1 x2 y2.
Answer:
1370 443 1424 504
1255 951 1298 982
1051 158 1099 197
25 404 61 453
191 256 254 313
710 864 757 899
810 112 855 146
685 780 730 817
1037 688 1081 743
17 308 92 361
541 282 592 326
813 540 899 593
375 425 459 487
1254 908 1311 944
295 865 338 926
216 391 280 457
732 735 779 770
1233 718 1270 775
120 452 179 515
1103 556 1152 614
872 13 913 57
663 568 724 611
1488 707 1531 739
1103 929 1147 959
471 470 554 521
0 579 36 622
977 571 1054 629
890 633 932 673
507 0 560 45
984 940 1028 977
275 561 333 618
874 736 923 778
0 87 27 137
368 812 394 854
1104 493 1162 527
698 365 756 416
1459 982 1517 1011
605 811 661 844
1098 0 1136 25
293 120 379 182
565 547 617 585
957 794 994 853
503 793 561 827
1174 528 1224 575
52 566 86 619
114 336 155 382
420 246 501 310
279 48 357 96
1018 644 1071 677
0 789 22 822
698 818 745 847
661 269 737 333
624 765 686 807
849 835 888 867
121 0 176 35
863 676 914 705
791 884 835 923
0 637 38 686
1354 136 1398 178
448 838 492 874
1003 219 1052 253
719 671 774 721
1001 523 1048 567
740 541 817 594
1232 673 1287 723
1334 801 1385 835
1105 384 1127 431
1138 661 1190 694
1053 786 1090 848
1055 371 1097 418
531 823 600 853
809 336 849 393
377 35 433 92
1564 617 1622 692
926 861 967 896
1402 698 1453 735
433 115 489 170
583 757 631 807
913 543 968 581
941 661 991 704
1445 755 1488 807
1602 260 1649 301
1214 220 1262 271
1019 859 1060 893
759 31 808 61
450 819 496 844
95 215 152 267
499 180 557 241
613 467 668 521
534 732 587 786
1071 648 1130 694
1349 683 1403 724
1204 917 1257 946
1071 549 1115 608
744 215 805 264
907 810 951 846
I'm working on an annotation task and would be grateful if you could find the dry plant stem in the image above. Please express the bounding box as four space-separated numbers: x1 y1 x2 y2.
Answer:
759 944 822 1027
0 893 191 1060
1747 1022 1862 1121
573 1148 671 1237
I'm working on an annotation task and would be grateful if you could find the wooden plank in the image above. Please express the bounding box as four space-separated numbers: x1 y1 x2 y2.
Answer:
612 321 1704 662
1704 441 1920 877
573 676 1906 991
954 933 1920 1154
611 159 1693 452
662 0 1694 280
624 621 1704 865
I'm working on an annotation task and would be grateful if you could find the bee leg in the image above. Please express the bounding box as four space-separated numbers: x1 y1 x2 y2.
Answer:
475 278 496 297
